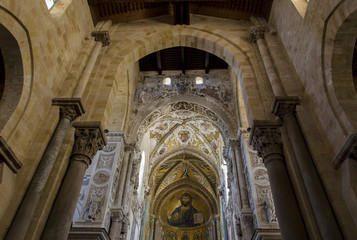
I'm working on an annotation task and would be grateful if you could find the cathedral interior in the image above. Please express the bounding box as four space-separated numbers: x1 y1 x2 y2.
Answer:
0 0 357 240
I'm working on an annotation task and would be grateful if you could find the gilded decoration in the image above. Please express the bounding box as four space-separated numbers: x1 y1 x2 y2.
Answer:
156 190 214 239
152 157 217 199
148 115 223 166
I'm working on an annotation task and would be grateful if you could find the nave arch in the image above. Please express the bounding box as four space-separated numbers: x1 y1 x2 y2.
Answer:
79 20 272 133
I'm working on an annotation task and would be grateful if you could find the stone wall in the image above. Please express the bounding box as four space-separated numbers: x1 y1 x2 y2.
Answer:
0 0 93 238
269 0 357 238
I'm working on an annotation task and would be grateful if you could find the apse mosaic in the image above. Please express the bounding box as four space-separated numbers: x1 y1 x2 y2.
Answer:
159 190 211 227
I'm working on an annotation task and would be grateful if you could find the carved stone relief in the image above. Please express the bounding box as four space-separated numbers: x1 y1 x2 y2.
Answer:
82 185 107 221
93 170 110 185
96 153 115 170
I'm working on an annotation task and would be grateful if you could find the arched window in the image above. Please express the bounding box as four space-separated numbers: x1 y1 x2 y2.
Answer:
45 0 58 9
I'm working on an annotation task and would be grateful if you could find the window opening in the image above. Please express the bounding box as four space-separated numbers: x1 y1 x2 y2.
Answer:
163 77 171 86
195 76 203 85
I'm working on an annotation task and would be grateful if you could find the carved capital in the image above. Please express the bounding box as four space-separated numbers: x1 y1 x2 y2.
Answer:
91 31 111 47
250 26 269 43
333 133 357 168
272 96 299 120
124 143 136 152
229 138 241 150
71 122 107 166
111 208 124 223
52 98 85 122
249 120 283 161
240 210 254 229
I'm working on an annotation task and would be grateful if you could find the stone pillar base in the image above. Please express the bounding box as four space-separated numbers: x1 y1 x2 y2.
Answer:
68 228 110 240
252 229 281 240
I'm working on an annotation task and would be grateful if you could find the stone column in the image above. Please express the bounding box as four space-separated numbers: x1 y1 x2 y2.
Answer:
109 143 135 239
72 31 111 98
250 27 285 97
41 122 106 240
5 99 84 240
230 139 254 239
109 209 124 240
249 120 308 240
226 148 243 210
273 97 343 239
121 153 134 208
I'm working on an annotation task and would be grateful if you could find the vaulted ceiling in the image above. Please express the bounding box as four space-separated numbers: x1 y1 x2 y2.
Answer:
87 0 273 25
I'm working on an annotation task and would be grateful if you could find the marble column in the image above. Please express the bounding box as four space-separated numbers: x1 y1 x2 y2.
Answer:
41 122 106 240
249 120 308 240
109 143 135 239
250 26 285 97
230 139 254 239
5 99 84 240
273 97 343 239
72 31 111 98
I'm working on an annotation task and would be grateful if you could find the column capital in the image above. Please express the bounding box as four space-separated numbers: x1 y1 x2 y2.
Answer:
111 208 124 223
229 138 241 150
249 120 283 160
124 142 136 152
52 98 85 122
272 96 299 120
91 30 111 47
249 26 269 43
71 122 107 166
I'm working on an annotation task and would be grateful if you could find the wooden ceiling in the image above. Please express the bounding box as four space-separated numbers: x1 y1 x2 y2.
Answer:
87 0 273 25
139 47 228 73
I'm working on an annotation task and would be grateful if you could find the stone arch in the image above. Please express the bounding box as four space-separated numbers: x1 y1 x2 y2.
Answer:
322 0 357 137
0 6 34 140
84 26 266 130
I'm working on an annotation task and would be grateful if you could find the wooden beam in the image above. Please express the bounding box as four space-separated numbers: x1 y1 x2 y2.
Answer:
181 47 185 74
205 52 209 74
156 51 162 75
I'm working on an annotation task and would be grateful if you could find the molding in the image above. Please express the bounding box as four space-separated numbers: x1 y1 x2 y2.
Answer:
68 227 110 240
333 133 357 168
0 136 21 173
